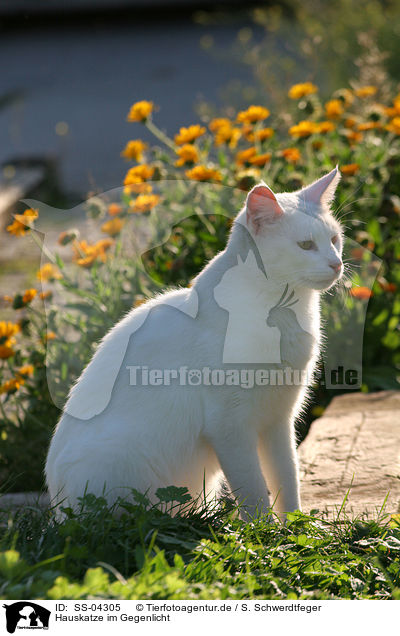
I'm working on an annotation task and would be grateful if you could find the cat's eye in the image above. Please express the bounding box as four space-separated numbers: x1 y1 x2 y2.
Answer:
297 240 316 251
331 234 339 244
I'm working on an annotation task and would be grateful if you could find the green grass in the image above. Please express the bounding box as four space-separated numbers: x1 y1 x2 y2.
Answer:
0 489 399 600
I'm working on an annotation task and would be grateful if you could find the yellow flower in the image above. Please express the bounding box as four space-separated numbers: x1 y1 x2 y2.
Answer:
0 377 24 395
243 127 274 142
325 99 344 119
6 208 38 236
126 100 154 122
214 124 241 148
22 288 37 304
315 121 336 134
289 120 318 138
249 152 272 167
108 203 123 216
355 86 377 98
288 82 318 99
131 194 161 213
236 105 270 124
235 147 257 166
209 118 231 132
0 321 20 344
175 144 199 166
280 147 301 163
174 124 206 145
185 165 222 182
341 163 360 175
124 164 155 185
36 263 62 282
386 117 400 135
121 140 148 161
16 365 34 378
101 218 124 236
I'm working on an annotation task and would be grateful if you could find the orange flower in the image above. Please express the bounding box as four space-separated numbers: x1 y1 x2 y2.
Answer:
214 124 241 148
355 86 377 98
16 364 34 378
108 203 123 216
344 117 357 129
131 194 161 213
0 321 21 344
126 100 154 122
386 117 400 135
101 218 124 236
121 140 148 161
36 263 62 282
185 166 222 182
236 105 270 124
315 121 336 134
0 345 15 359
6 208 38 236
289 120 318 138
123 183 153 195
281 147 301 163
288 82 318 99
379 281 397 293
341 163 360 175
43 331 56 342
343 130 363 145
325 99 344 119
22 288 37 304
124 164 154 185
249 153 272 167
235 147 257 166
244 127 274 142
73 239 114 267
174 125 206 145
350 286 373 299
357 121 381 131
0 377 23 395
39 290 53 300
209 118 231 132
175 144 199 166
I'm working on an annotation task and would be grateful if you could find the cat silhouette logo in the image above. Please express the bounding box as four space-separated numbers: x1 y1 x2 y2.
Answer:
3 602 50 633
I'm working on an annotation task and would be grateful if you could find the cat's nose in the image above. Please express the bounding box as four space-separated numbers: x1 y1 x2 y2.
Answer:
329 260 342 274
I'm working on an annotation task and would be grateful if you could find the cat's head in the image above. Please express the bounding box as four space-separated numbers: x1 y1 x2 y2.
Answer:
238 167 343 291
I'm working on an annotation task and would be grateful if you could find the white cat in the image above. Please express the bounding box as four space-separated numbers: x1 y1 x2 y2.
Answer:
45 167 343 520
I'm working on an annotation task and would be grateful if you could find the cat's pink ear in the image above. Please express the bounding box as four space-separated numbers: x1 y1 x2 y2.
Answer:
299 166 341 208
246 184 284 233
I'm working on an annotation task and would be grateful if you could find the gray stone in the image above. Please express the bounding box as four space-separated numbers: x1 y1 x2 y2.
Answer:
299 391 400 518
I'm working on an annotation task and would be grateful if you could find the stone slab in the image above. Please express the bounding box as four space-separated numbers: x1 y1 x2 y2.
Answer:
299 391 400 518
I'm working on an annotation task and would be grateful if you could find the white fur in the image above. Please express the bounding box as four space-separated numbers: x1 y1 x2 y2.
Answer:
46 169 343 520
